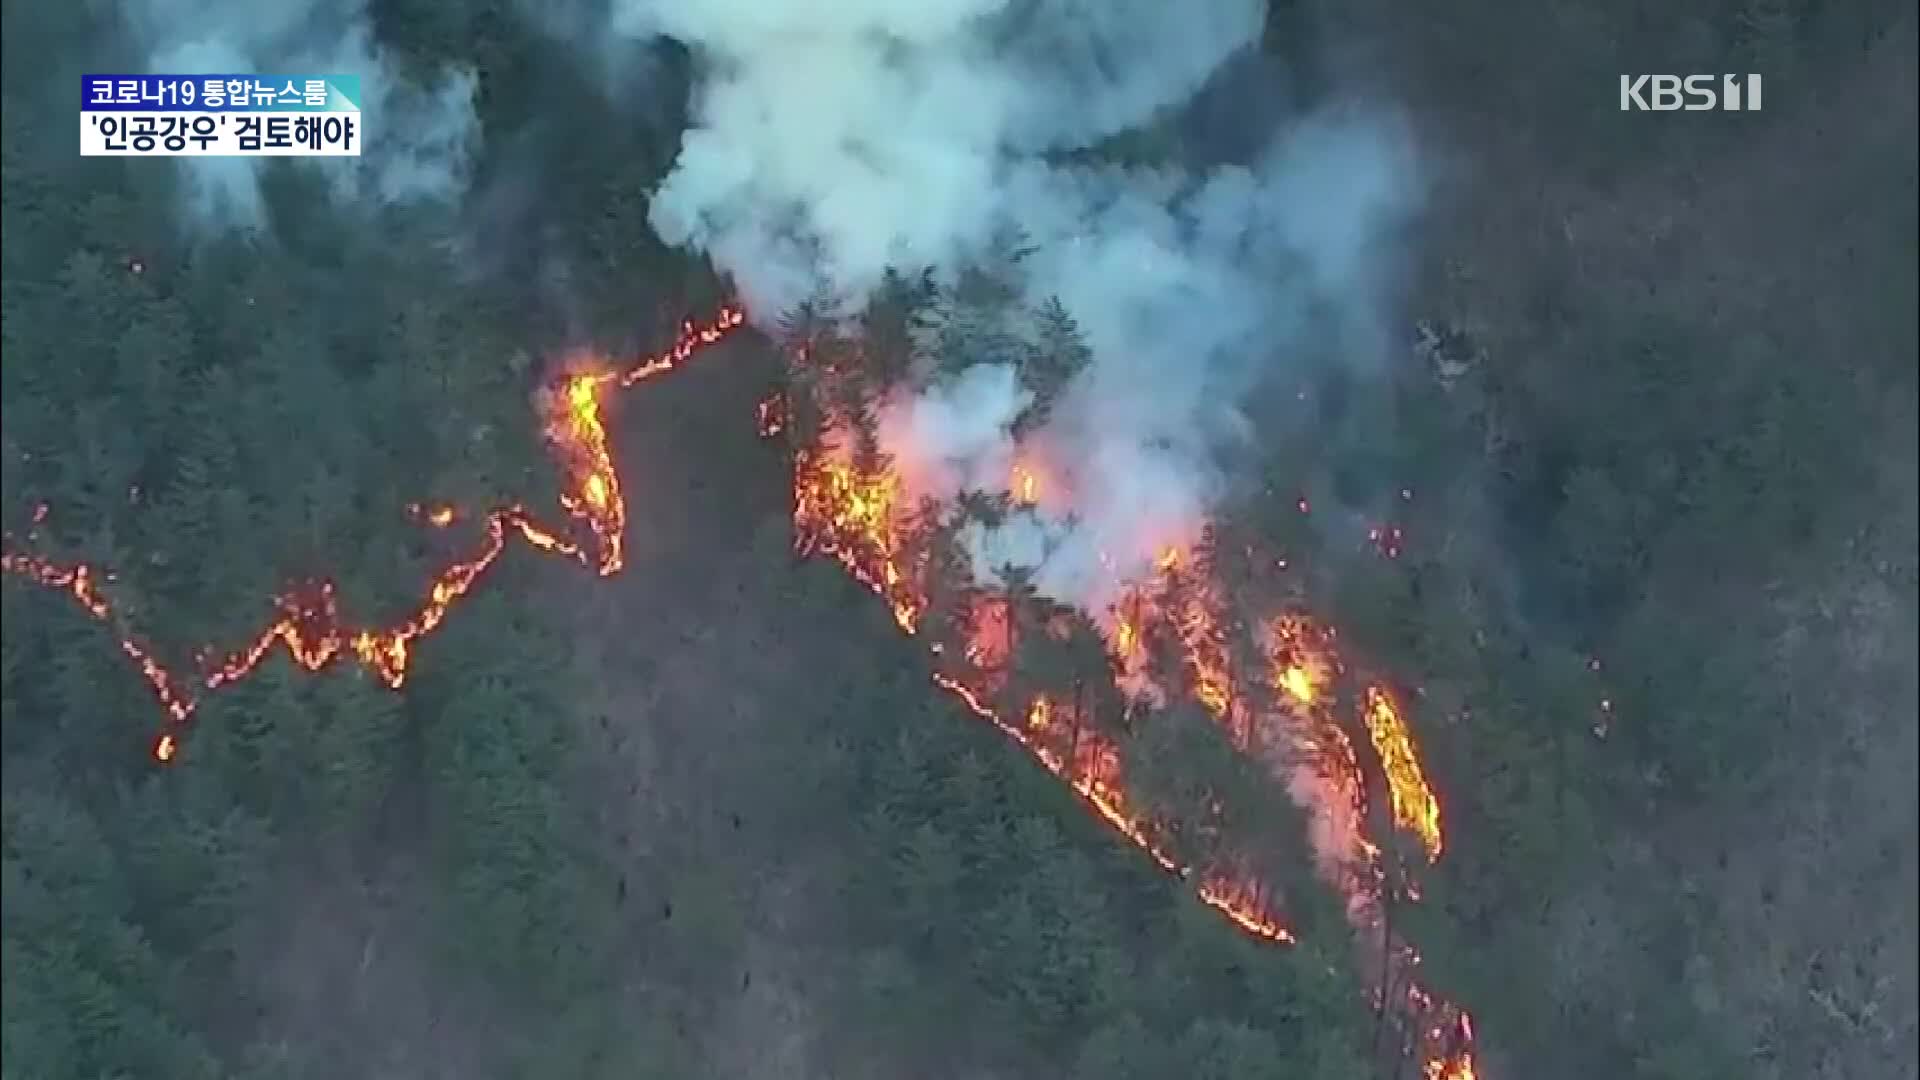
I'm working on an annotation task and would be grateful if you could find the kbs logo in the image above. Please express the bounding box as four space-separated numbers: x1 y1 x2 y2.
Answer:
1619 74 1763 111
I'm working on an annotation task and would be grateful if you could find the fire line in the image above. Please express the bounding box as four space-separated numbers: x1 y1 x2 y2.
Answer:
2 307 745 763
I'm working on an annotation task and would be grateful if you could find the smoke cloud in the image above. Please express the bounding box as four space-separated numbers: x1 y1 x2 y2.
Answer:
876 363 1032 502
618 0 1421 614
127 0 480 230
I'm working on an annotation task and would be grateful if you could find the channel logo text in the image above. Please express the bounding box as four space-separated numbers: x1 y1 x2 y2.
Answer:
1620 74 1762 111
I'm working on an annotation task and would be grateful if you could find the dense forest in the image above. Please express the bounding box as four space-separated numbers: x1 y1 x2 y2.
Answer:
3 3 1914 1080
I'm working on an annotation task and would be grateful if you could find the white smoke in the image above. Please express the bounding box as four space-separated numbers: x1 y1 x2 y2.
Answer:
875 363 1031 502
127 0 480 230
617 0 1420 614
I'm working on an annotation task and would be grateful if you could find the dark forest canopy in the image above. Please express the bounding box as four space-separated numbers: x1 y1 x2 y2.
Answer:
3 3 1914 1080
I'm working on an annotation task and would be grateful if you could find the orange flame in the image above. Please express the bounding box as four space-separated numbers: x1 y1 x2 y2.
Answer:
792 455 919 632
1426 1049 1478 1080
1197 870 1294 943
1266 614 1339 707
1137 595 1466 1075
2 307 746 761
1408 986 1478 1079
1166 575 1248 747
1362 684 1444 862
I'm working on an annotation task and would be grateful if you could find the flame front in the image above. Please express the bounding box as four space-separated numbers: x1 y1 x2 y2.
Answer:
1197 870 1293 942
2 307 746 761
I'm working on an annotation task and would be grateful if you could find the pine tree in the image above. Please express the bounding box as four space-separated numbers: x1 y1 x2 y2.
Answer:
1016 296 1093 433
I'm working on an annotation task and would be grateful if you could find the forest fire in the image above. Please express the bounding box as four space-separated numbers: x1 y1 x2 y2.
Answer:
1254 612 1472 1072
1267 613 1340 705
1197 870 1293 942
0 555 198 728
793 449 1294 943
792 455 920 631
1167 575 1247 742
930 674 1193 880
1410 985 1480 1079
6 296 1476 1078
1 306 745 762
789 442 1475 1073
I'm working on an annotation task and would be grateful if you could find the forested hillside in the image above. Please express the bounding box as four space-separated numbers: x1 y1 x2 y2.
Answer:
3 3 1914 1080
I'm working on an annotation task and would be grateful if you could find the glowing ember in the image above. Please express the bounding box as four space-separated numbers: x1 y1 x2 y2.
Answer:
1426 1047 1478 1080
1362 684 1444 862
1026 695 1054 731
756 391 787 438
413 503 458 528
1369 523 1406 560
2 307 746 761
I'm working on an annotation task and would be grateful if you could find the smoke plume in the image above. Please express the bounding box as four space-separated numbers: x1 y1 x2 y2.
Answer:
126 0 479 230
620 0 1421 613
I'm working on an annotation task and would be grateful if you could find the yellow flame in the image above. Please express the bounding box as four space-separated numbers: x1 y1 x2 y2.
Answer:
1026 696 1054 731
1278 664 1317 705
1013 464 1039 506
1362 685 1444 862
793 455 918 631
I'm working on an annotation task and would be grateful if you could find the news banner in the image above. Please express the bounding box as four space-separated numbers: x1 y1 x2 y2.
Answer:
81 74 361 157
